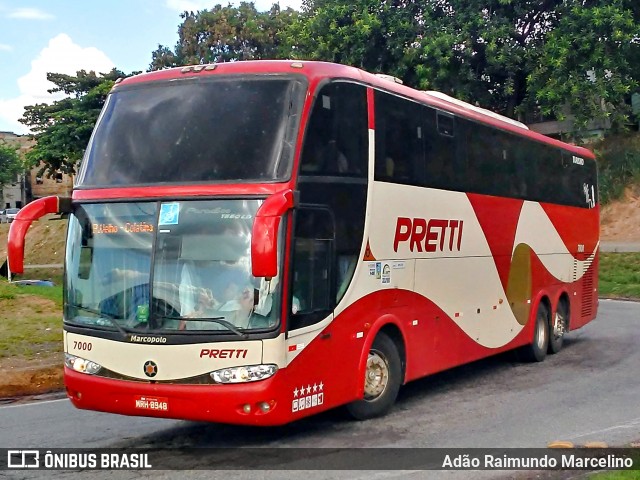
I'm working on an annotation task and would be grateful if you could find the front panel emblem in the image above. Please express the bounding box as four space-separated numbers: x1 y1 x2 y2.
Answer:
143 360 158 378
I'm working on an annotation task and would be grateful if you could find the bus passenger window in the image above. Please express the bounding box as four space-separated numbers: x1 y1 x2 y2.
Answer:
299 82 367 177
423 106 456 190
374 90 424 186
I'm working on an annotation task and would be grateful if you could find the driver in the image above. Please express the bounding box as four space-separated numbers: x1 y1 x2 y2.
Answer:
179 283 256 330
217 285 256 329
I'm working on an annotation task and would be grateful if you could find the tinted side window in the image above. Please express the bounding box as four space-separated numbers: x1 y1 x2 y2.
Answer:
300 82 368 177
458 117 597 208
424 108 462 190
374 91 424 185
465 121 517 197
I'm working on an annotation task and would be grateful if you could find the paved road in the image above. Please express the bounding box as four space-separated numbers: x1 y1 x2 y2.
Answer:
600 242 640 253
1 299 638 479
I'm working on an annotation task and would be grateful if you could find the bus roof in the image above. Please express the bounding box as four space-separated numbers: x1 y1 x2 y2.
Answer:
116 60 595 161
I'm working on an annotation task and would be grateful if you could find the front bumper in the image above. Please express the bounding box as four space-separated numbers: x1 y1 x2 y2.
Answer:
64 367 290 426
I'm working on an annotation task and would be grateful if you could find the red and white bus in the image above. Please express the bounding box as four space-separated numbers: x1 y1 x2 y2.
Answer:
7 60 598 426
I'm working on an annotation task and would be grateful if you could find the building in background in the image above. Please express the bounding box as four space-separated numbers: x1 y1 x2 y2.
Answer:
0 131 73 208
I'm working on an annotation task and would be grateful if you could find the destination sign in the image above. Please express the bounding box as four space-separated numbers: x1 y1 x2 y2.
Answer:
92 222 155 234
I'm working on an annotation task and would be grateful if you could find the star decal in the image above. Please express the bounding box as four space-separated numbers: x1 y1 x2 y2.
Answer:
318 381 324 391
293 387 299 398
306 385 312 395
312 383 318 393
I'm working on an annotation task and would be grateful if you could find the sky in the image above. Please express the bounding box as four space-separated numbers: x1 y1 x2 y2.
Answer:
0 0 303 135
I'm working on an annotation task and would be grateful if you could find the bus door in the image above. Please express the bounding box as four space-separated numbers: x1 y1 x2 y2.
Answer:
288 206 335 332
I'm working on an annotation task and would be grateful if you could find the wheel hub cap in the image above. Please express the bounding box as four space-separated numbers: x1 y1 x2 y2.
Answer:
364 351 389 400
553 312 565 338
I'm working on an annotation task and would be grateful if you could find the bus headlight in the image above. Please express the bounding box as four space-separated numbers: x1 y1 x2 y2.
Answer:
65 353 102 375
210 364 277 384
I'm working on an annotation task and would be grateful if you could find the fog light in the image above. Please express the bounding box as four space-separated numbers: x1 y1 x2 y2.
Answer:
243 404 251 414
66 388 81 400
259 402 271 413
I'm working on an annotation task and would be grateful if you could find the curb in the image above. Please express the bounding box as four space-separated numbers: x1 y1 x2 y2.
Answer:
0 364 64 400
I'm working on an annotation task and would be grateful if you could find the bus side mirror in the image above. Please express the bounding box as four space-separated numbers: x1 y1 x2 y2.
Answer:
7 196 71 276
251 190 295 278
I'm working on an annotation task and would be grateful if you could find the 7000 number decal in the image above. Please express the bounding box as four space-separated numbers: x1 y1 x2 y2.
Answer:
73 341 92 351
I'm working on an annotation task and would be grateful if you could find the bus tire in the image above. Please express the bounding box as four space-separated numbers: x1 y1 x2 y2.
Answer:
521 303 549 362
549 299 568 354
346 332 402 420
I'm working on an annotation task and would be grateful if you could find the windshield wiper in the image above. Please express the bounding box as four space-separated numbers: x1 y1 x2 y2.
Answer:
68 304 129 339
156 315 248 339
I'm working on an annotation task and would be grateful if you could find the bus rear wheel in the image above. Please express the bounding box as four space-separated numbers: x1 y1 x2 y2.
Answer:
521 303 549 362
549 300 568 354
347 332 402 420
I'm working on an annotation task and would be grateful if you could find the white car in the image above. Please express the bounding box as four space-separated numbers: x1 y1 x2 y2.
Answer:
5 208 20 223
0 210 6 223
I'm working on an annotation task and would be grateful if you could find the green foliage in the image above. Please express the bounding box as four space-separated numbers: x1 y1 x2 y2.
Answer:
283 0 422 83
527 0 640 133
150 2 299 69
416 0 554 117
19 69 128 177
0 142 22 189
593 133 640 203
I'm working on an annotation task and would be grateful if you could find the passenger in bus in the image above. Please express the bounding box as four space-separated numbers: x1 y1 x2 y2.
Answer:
304 132 350 174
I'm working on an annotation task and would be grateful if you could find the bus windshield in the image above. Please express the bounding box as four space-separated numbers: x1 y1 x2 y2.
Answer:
64 200 280 335
77 76 305 186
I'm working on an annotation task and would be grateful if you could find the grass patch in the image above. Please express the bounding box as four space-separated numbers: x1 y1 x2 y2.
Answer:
0 279 63 359
591 472 640 480
599 253 640 299
590 449 640 479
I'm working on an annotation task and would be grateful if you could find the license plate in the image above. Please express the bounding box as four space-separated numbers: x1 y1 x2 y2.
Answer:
134 395 169 411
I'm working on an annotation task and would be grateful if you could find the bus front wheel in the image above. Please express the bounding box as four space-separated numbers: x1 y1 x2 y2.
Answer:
521 303 549 362
347 332 402 420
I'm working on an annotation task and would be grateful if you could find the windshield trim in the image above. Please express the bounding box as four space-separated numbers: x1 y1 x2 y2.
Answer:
63 322 280 344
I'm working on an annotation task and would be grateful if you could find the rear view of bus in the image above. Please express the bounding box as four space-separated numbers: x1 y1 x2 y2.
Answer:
6 61 598 426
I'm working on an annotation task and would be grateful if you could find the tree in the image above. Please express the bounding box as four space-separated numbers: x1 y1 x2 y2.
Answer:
0 142 22 200
413 0 571 118
283 0 423 84
528 0 640 132
149 2 299 69
413 0 640 131
19 69 127 176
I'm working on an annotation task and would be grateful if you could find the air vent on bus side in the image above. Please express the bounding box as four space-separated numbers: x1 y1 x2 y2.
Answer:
574 254 594 318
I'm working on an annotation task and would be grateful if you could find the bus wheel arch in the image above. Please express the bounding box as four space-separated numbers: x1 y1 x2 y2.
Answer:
347 324 405 420
549 294 570 354
520 297 550 362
